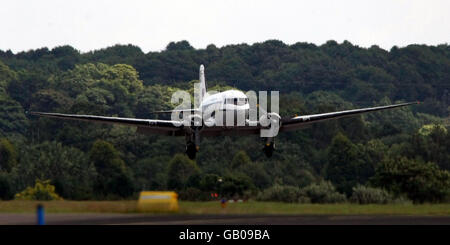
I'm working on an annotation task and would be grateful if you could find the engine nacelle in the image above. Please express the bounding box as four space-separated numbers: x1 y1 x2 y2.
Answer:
183 113 203 127
259 112 281 127
259 112 281 137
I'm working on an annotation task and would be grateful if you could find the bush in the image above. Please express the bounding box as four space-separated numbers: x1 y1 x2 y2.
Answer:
219 173 255 198
297 195 311 204
350 185 393 204
257 182 348 204
303 181 347 203
391 195 413 205
256 185 304 203
15 179 63 201
371 157 450 203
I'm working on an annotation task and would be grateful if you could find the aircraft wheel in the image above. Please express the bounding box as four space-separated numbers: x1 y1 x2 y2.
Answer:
263 142 274 158
186 142 197 159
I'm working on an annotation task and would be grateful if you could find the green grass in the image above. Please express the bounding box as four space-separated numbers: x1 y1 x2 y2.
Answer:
0 200 449 215
0 200 137 213
179 201 450 216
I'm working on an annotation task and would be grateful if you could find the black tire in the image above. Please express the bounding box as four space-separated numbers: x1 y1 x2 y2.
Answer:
186 142 197 159
263 143 274 158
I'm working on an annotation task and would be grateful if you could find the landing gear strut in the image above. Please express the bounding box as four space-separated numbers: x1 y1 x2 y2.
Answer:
263 139 275 158
185 127 201 160
186 141 198 159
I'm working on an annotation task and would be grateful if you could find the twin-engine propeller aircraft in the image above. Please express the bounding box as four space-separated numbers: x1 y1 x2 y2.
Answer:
30 65 418 159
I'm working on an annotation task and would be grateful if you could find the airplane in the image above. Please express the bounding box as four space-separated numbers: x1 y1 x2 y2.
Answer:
30 65 419 159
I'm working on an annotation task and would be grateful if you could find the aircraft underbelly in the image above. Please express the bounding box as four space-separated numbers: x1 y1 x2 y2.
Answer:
211 109 248 127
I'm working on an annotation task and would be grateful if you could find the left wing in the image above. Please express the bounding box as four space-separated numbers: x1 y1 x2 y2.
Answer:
29 112 185 136
280 101 419 132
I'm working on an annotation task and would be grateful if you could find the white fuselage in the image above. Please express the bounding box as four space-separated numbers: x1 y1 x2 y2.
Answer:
200 90 250 126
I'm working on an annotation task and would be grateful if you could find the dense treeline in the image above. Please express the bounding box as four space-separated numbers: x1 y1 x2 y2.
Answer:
0 40 449 203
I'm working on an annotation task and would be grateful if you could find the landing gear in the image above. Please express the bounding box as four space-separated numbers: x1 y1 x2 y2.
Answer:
185 127 201 160
186 141 198 159
263 139 275 158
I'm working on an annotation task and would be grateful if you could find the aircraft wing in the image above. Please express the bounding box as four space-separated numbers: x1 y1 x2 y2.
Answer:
29 111 185 136
29 102 418 136
280 102 419 132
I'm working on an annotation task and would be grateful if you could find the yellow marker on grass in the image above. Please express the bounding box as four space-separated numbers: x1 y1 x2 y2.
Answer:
137 191 179 213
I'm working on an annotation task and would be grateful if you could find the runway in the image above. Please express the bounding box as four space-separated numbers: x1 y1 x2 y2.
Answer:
1 213 449 225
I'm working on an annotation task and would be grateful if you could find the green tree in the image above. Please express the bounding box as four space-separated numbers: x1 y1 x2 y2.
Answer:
407 124 450 170
371 157 450 203
0 138 17 172
167 154 200 190
133 156 170 190
238 161 272 189
0 61 17 94
57 63 143 117
89 140 135 198
231 150 252 169
326 132 363 195
30 89 73 112
166 40 194 51
0 96 29 136
16 141 95 200
0 172 13 200
199 173 221 192
355 139 389 184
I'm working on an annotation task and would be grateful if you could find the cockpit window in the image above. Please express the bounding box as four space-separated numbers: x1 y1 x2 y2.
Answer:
237 98 246 105
225 97 248 105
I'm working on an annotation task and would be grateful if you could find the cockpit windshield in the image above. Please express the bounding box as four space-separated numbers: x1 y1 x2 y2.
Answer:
225 98 248 106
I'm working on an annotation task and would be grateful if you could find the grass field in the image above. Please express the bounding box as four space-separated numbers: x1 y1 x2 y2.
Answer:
0 200 449 216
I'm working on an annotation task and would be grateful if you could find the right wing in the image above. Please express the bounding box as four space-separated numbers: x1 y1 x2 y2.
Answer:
280 101 419 132
200 102 419 136
29 111 185 136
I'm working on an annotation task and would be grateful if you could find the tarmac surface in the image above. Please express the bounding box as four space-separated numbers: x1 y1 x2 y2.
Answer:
0 213 449 225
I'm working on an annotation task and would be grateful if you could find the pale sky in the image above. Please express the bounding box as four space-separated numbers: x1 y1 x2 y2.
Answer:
0 0 448 53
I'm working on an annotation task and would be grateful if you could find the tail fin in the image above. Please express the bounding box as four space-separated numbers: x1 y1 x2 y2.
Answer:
199 64 207 103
